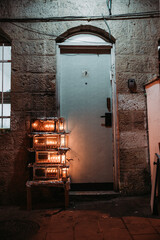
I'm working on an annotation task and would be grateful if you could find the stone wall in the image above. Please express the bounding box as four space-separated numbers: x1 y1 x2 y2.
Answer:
0 0 159 203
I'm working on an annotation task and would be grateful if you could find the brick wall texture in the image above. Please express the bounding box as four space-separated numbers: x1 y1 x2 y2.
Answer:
0 0 160 203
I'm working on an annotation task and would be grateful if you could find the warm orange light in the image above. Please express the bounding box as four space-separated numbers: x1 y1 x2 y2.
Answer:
46 140 57 145
62 167 68 178
32 118 69 181
44 123 55 131
32 119 56 132
48 154 60 163
47 168 57 173
57 118 65 132
60 135 65 147
61 154 66 164
32 122 38 128
59 122 64 131
36 152 63 164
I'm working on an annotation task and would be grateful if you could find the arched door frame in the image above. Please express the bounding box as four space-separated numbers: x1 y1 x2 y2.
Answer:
56 25 119 191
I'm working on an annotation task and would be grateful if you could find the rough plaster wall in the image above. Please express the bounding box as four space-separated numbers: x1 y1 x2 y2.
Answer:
0 0 159 202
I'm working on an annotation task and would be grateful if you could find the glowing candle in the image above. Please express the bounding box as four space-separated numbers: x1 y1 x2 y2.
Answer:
50 124 54 129
60 135 65 147
61 154 66 164
56 118 65 132
62 168 68 179
32 122 37 129
60 123 63 131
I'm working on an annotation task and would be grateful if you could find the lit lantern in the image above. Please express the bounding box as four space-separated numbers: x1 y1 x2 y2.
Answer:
33 165 59 179
32 119 55 132
36 151 61 164
57 118 65 132
60 134 68 148
61 153 66 164
61 167 69 180
33 135 59 150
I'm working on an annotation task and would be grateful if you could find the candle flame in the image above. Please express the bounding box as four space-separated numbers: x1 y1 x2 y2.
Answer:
62 154 65 163
32 122 37 128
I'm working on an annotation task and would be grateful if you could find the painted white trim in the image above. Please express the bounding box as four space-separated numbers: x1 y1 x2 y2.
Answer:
111 45 119 191
56 45 61 117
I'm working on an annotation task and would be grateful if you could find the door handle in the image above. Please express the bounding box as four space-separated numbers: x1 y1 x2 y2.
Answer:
107 98 111 112
100 113 112 127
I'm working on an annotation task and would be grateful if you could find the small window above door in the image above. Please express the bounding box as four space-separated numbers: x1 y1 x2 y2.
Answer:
59 34 112 54
61 34 112 46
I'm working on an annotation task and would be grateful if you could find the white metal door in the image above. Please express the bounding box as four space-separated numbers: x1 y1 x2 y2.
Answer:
59 50 113 183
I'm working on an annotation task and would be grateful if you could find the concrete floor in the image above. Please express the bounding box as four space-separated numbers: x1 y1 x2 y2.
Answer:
0 195 160 240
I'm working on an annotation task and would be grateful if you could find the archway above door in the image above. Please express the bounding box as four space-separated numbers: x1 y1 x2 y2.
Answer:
56 25 116 44
59 33 113 54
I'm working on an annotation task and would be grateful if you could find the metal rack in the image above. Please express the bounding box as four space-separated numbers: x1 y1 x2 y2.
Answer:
26 118 70 209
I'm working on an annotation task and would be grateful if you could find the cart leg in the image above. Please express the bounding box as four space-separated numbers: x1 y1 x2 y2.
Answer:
27 186 32 210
